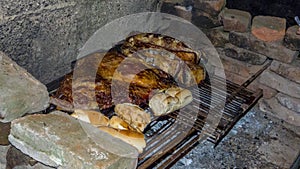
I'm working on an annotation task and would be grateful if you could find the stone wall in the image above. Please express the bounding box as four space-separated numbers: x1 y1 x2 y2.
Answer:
161 0 300 128
0 0 159 84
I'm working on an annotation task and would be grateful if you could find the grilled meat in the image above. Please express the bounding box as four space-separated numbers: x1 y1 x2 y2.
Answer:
51 33 205 113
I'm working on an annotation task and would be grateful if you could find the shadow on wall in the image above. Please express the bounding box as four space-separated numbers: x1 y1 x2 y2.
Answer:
226 0 300 27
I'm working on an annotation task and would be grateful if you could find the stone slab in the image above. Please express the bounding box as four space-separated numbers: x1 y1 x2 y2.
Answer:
215 48 265 78
284 25 300 51
276 93 300 113
221 8 251 32
229 31 298 63
8 111 138 169
192 9 221 29
259 70 300 99
270 60 300 84
251 16 286 42
193 0 226 16
205 26 229 47
0 52 49 123
224 43 267 65
247 79 278 99
259 98 300 127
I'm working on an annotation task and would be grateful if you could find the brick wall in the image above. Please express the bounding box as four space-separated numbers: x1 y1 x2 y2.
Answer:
161 0 300 127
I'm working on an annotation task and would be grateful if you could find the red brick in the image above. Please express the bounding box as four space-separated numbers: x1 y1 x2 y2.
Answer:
251 16 286 42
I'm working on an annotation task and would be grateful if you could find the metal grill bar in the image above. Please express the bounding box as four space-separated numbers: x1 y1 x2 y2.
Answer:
137 70 266 168
137 60 272 168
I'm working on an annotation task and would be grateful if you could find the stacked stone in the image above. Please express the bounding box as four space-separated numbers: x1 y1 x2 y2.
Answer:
222 9 300 126
206 7 300 127
161 1 300 127
161 0 226 28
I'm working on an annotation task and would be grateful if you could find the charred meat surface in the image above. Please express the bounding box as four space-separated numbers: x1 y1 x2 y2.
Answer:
50 33 206 112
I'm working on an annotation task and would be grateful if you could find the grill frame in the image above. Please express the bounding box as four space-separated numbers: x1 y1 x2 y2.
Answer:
46 58 271 169
136 75 263 169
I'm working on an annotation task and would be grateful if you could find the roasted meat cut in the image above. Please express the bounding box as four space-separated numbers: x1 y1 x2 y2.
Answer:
50 33 206 112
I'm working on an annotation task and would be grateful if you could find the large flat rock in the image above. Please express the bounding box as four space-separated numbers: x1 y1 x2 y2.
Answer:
229 31 298 63
8 111 138 169
0 52 49 122
224 43 267 65
270 60 300 84
259 70 300 99
259 98 300 127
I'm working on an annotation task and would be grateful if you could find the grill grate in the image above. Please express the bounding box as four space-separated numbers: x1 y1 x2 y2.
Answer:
137 59 273 168
45 59 271 169
137 75 263 169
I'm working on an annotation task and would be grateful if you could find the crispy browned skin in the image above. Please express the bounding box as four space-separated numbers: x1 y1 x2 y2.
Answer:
121 33 201 64
51 33 205 112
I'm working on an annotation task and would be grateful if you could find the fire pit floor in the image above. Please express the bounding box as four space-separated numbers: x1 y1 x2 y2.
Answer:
172 106 300 169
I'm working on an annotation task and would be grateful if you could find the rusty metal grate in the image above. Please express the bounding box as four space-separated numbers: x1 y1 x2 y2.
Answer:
137 75 263 169
46 59 271 169
136 60 272 169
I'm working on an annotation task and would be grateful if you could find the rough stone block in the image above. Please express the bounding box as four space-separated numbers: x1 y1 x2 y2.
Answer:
284 25 300 51
270 60 300 84
205 26 229 47
276 93 300 113
259 98 300 127
221 9 251 32
174 5 192 21
229 31 298 63
251 16 286 42
8 111 138 169
224 43 267 65
192 9 221 29
228 31 251 49
194 0 226 16
215 48 266 78
259 70 300 99
0 52 49 123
